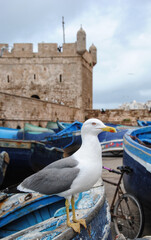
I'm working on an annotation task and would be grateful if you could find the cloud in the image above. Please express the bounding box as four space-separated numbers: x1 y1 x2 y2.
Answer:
0 0 92 43
0 0 151 109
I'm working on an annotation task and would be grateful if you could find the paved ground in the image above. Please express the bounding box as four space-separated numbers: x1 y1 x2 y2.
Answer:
102 153 151 239
102 154 123 239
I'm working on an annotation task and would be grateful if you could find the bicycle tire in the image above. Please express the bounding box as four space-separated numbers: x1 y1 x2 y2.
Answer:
113 193 143 239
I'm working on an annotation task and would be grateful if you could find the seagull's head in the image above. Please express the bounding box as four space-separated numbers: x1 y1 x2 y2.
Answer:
81 118 116 136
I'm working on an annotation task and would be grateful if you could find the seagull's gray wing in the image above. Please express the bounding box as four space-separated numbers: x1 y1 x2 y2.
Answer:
19 156 80 195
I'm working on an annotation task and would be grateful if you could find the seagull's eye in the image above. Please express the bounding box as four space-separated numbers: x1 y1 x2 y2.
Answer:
92 122 96 126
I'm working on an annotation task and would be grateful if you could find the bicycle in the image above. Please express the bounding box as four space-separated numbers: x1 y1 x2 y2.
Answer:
103 165 143 239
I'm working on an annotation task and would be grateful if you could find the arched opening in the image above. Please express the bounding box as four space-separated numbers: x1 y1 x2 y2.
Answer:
31 95 40 99
16 125 21 129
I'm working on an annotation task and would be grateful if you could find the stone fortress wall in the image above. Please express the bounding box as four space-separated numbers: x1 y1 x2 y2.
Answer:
86 109 151 126
0 92 84 128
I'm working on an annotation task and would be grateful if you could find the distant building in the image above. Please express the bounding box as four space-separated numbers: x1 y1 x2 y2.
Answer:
119 100 151 110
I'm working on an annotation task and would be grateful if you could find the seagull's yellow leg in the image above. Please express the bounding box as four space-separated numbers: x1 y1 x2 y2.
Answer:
65 199 80 233
71 196 87 229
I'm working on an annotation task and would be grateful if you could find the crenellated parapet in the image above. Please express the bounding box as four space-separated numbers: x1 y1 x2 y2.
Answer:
0 27 97 63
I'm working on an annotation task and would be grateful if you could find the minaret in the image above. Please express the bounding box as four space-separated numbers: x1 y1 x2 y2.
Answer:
76 26 86 55
89 44 97 66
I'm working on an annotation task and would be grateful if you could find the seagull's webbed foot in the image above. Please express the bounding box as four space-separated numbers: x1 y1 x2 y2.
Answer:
67 221 81 233
65 199 81 233
73 218 87 229
71 196 87 229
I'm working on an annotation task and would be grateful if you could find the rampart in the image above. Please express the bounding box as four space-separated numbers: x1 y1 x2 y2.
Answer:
0 92 85 128
1 91 151 129
86 109 151 126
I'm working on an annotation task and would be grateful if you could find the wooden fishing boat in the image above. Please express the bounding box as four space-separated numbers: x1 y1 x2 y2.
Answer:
137 119 151 127
17 123 55 141
16 122 82 156
123 126 151 209
0 183 112 240
46 121 71 133
0 139 63 189
99 129 127 156
46 121 82 156
0 127 19 139
47 131 82 156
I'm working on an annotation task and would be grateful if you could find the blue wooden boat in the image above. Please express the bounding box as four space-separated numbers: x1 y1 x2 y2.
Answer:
17 123 55 141
123 126 151 209
46 131 82 157
43 121 82 156
0 127 19 139
16 122 82 156
0 184 112 240
0 139 63 189
45 121 82 156
46 121 71 133
99 129 128 155
137 119 151 127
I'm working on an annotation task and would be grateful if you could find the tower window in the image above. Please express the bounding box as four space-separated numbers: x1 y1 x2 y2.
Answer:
7 75 10 83
59 74 62 83
34 74 36 79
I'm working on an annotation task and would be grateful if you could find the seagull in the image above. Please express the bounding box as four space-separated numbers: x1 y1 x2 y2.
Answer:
17 118 116 233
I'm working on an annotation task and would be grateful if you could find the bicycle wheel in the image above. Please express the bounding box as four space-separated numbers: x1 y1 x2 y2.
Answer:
113 193 143 239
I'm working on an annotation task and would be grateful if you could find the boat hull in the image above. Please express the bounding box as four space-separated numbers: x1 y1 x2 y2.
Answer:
0 139 63 188
101 139 123 154
0 184 112 240
123 127 151 209
123 150 151 209
99 129 127 155
46 131 82 156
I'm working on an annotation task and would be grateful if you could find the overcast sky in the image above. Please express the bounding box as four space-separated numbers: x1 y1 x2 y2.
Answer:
0 0 151 109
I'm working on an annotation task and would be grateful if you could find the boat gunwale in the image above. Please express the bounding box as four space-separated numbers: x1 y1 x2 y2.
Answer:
0 138 64 152
124 128 151 157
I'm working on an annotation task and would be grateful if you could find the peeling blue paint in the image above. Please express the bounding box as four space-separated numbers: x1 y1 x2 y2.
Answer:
0 185 112 240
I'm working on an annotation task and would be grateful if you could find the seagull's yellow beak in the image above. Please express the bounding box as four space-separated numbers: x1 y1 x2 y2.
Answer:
102 126 117 133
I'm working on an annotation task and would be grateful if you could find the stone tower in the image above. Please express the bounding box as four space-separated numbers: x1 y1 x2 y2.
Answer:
0 28 97 110
89 44 97 66
76 27 86 55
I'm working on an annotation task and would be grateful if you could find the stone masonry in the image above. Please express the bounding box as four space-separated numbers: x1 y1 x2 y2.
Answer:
0 92 84 128
0 27 97 113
